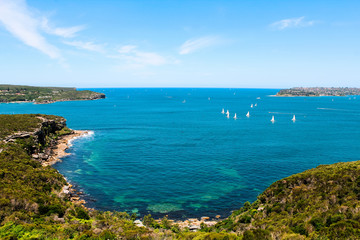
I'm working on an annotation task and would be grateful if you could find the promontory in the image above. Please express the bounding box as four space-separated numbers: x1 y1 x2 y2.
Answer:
276 87 360 97
0 84 105 104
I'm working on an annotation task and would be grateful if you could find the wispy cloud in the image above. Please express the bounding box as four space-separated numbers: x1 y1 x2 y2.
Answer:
118 45 137 53
64 41 105 53
41 17 85 38
111 45 174 68
179 36 219 55
0 0 61 59
270 16 315 30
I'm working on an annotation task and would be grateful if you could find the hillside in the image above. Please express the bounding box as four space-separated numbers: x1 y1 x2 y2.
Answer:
276 87 360 96
213 161 360 239
1 114 360 239
0 84 105 104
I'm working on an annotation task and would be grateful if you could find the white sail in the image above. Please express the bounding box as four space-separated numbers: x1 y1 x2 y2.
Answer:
271 115 275 122
226 112 230 118
221 108 225 114
250 104 253 108
292 115 296 122
246 111 250 117
255 103 257 107
256 97 261 100
226 110 229 115
233 113 237 119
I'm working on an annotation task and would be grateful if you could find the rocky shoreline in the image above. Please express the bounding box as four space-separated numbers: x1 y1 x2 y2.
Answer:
42 130 90 166
49 129 221 230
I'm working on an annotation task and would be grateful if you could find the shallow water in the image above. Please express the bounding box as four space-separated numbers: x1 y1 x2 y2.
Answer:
1 88 360 219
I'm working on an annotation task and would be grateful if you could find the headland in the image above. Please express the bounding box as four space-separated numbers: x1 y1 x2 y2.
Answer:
276 87 360 97
0 84 105 104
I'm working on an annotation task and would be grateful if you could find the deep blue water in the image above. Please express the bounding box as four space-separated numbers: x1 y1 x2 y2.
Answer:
1 88 360 219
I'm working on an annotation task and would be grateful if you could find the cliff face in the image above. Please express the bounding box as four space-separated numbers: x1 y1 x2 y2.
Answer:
3 116 66 143
1 114 68 163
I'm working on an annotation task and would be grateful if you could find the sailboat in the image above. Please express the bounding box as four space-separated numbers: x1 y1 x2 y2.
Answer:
255 103 257 107
221 108 225 114
292 115 296 122
271 115 275 123
246 111 250 117
256 97 261 100
233 113 237 119
250 104 253 108
226 110 229 115
226 111 230 118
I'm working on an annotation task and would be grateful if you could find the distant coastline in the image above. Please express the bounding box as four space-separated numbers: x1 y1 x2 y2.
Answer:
0 84 105 104
276 87 360 97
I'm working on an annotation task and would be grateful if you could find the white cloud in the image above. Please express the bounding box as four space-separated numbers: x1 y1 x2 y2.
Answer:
270 16 315 30
179 36 219 55
111 45 172 68
41 17 85 38
118 45 137 53
0 0 61 59
64 41 105 53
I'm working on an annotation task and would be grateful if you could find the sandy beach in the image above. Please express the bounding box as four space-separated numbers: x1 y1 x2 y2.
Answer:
42 130 90 166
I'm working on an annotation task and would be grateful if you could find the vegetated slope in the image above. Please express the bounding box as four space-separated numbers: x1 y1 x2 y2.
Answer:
214 161 360 239
276 87 360 96
0 114 237 239
0 114 152 239
2 114 360 239
0 84 105 103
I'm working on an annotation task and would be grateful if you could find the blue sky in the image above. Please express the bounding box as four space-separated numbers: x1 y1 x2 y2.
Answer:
0 0 359 88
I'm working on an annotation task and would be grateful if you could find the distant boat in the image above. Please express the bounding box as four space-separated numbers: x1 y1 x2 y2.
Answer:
246 111 250 117
226 110 229 115
182 100 186 103
233 113 237 119
271 115 275 123
226 112 230 118
256 97 261 100
221 108 225 114
250 104 253 108
255 103 257 107
292 115 296 122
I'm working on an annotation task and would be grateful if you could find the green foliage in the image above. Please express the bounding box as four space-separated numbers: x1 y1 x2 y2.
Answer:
177 232 239 240
0 84 105 103
160 216 171 229
56 126 72 136
75 206 90 220
143 214 160 229
213 160 360 239
3 113 360 239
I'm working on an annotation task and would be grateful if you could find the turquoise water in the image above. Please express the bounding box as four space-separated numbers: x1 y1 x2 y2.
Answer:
1 88 360 219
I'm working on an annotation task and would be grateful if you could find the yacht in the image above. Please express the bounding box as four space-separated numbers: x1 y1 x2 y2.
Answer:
271 115 275 123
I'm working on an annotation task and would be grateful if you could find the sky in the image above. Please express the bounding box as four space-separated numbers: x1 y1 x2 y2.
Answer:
0 0 359 88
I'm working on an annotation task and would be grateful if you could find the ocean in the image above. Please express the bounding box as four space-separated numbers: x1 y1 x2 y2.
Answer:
1 88 360 219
